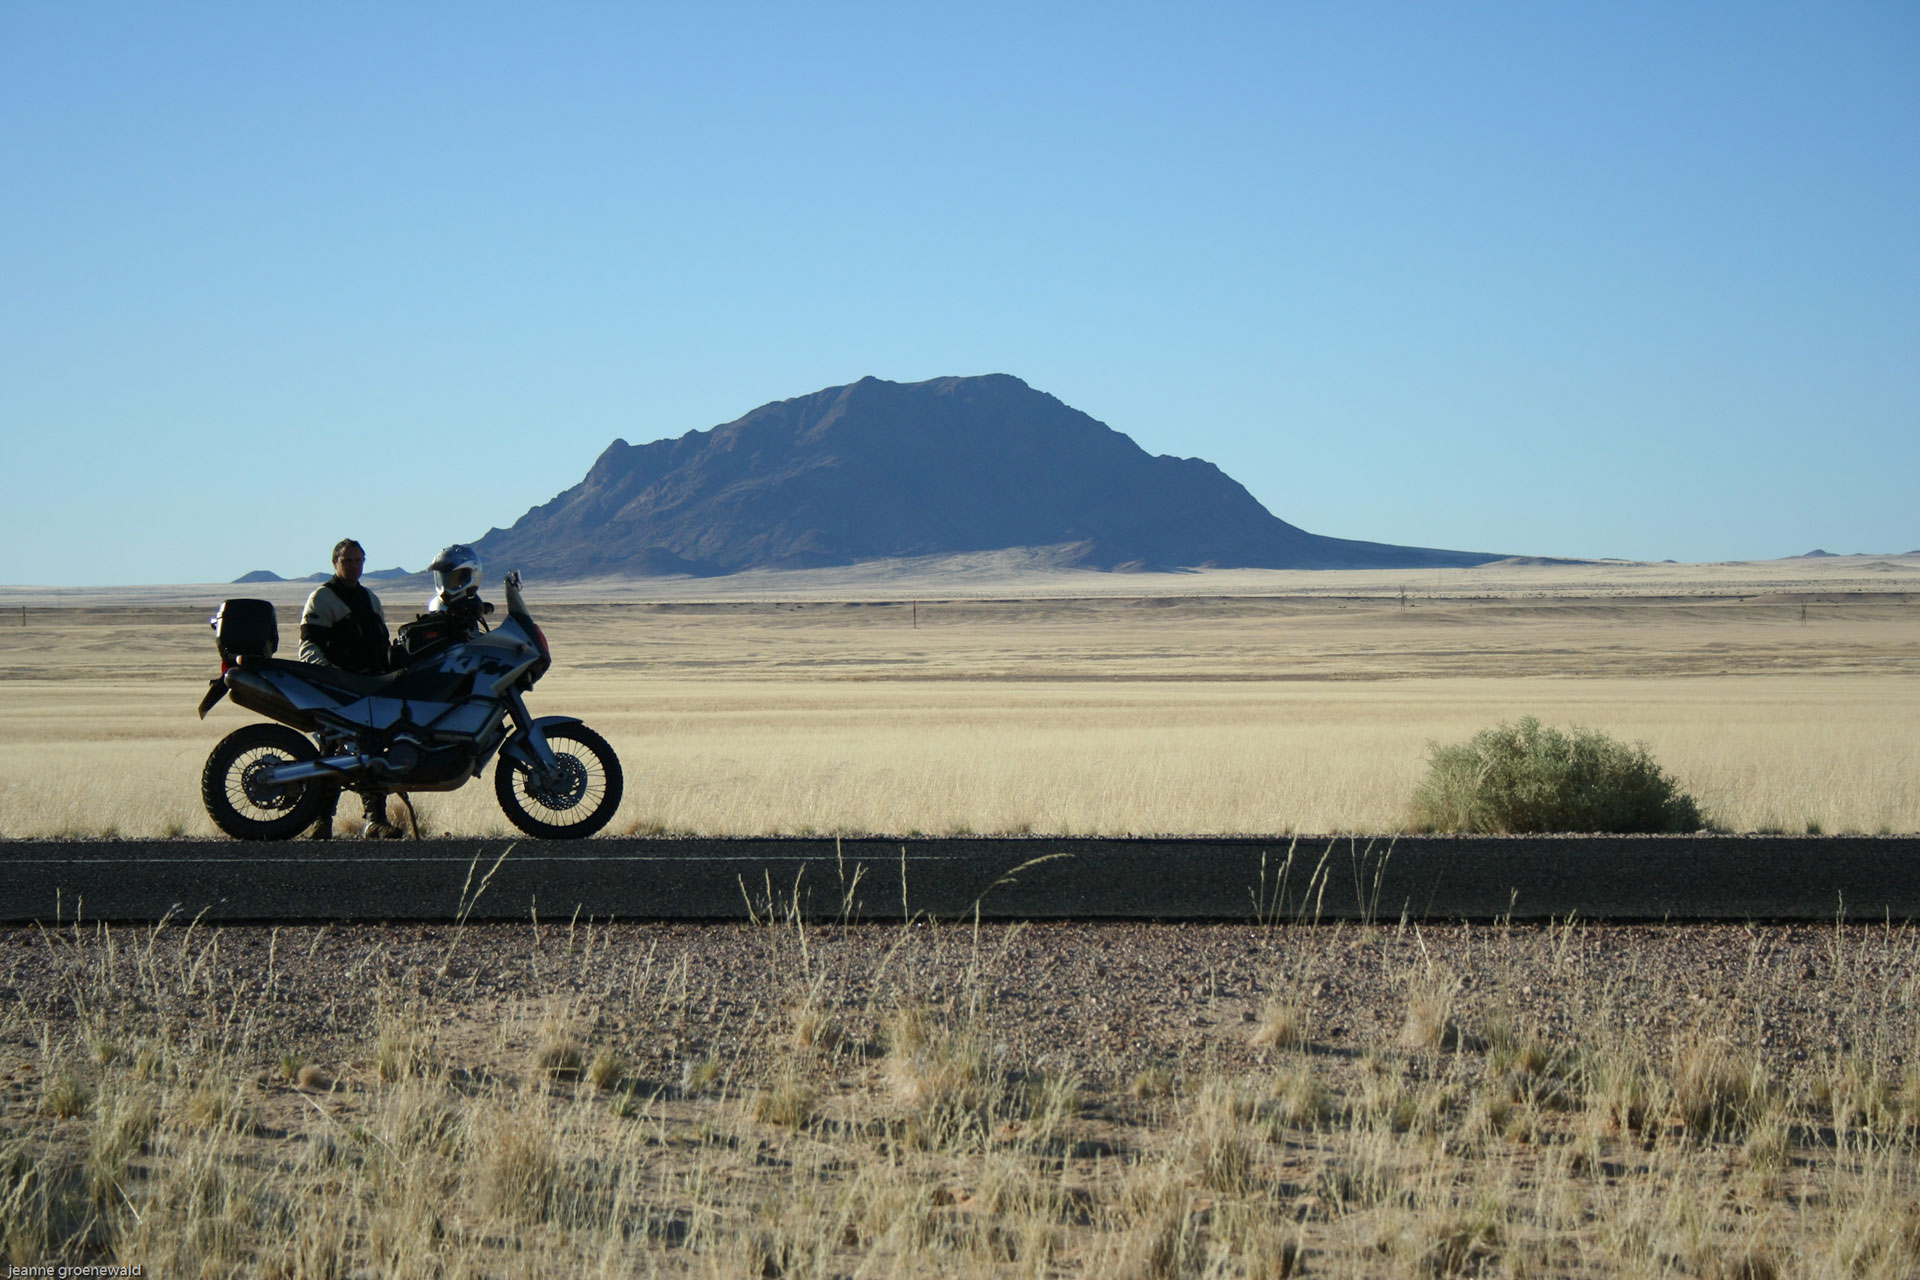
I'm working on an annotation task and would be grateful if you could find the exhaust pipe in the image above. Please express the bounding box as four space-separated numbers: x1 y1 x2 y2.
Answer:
261 755 369 785
263 742 419 786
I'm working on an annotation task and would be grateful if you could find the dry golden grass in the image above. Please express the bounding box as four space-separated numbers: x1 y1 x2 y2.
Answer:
8 557 1912 1275
0 567 1915 837
5 914 1919 1277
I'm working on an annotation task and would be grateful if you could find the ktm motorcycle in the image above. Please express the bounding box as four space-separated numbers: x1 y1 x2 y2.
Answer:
196 571 622 840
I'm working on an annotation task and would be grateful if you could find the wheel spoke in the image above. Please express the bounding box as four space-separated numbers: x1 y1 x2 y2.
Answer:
494 726 623 839
204 724 325 841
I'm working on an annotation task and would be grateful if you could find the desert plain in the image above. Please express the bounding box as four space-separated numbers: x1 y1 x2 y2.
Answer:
3 556 1919 1276
2 556 1916 839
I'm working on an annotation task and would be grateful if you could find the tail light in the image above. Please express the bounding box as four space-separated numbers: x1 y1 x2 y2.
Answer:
210 616 231 673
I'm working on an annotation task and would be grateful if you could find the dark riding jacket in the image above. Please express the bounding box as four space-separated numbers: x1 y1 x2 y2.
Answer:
299 577 390 674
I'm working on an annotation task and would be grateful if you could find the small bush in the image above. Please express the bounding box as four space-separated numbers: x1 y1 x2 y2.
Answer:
1409 717 1703 833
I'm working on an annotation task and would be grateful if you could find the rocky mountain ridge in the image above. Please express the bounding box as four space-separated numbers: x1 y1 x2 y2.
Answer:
466 374 1503 578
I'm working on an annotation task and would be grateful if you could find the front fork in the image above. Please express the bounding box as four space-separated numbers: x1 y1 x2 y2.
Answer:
503 689 563 781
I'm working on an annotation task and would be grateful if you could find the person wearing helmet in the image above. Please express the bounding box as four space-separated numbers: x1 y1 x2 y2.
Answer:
392 544 495 665
427 543 487 619
298 538 403 840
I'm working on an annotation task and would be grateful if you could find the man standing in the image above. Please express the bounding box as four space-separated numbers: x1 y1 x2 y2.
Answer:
299 538 401 839
300 538 389 671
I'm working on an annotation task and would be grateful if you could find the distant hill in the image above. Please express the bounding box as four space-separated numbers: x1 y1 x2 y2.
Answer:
231 567 413 584
470 375 1505 578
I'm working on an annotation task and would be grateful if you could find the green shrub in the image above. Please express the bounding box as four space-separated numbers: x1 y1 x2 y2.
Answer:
1409 717 1703 833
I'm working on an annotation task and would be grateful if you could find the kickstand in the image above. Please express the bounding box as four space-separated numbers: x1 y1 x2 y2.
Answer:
397 792 420 840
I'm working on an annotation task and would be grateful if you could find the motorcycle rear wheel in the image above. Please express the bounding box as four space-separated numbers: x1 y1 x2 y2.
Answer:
203 723 328 841
495 724 623 839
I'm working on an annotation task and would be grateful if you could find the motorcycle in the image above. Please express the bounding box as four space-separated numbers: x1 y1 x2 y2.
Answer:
195 571 622 840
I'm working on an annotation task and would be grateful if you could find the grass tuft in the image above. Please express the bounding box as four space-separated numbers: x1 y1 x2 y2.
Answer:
42 1071 93 1120
753 1076 817 1129
1673 1037 1768 1139
373 1016 437 1083
584 1048 623 1091
1266 1063 1332 1130
534 1040 584 1080
1250 996 1309 1051
1129 1066 1174 1100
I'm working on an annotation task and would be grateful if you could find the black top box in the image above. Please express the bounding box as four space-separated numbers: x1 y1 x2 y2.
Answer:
213 598 279 663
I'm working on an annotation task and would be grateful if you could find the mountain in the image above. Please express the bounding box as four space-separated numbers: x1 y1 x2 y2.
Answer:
471 374 1504 577
231 567 415 584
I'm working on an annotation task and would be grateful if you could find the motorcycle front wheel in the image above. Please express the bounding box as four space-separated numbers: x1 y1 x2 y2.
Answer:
202 723 327 841
495 724 623 839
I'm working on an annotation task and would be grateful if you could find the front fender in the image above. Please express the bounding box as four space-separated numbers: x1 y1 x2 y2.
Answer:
499 715 585 770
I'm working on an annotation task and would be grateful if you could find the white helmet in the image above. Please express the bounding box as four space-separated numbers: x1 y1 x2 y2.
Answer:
428 543 482 611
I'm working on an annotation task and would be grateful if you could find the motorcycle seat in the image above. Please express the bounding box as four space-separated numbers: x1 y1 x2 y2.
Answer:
242 656 477 705
243 656 395 698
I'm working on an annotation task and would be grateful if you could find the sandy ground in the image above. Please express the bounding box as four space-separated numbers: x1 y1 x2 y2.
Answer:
4 550 1918 607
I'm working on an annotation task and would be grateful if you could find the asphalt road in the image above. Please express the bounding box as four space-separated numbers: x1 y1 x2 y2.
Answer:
3 835 1917 924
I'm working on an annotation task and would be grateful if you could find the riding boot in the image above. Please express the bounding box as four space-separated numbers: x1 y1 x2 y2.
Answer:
361 788 403 840
308 783 340 840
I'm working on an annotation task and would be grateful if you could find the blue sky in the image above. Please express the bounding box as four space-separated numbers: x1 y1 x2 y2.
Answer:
3 2 1915 584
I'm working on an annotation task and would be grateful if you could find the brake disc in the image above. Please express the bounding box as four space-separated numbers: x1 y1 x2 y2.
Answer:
240 754 296 809
527 754 588 810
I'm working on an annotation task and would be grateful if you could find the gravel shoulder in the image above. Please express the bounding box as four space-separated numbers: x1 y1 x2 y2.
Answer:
7 919 1913 1092
5 919 1918 1276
